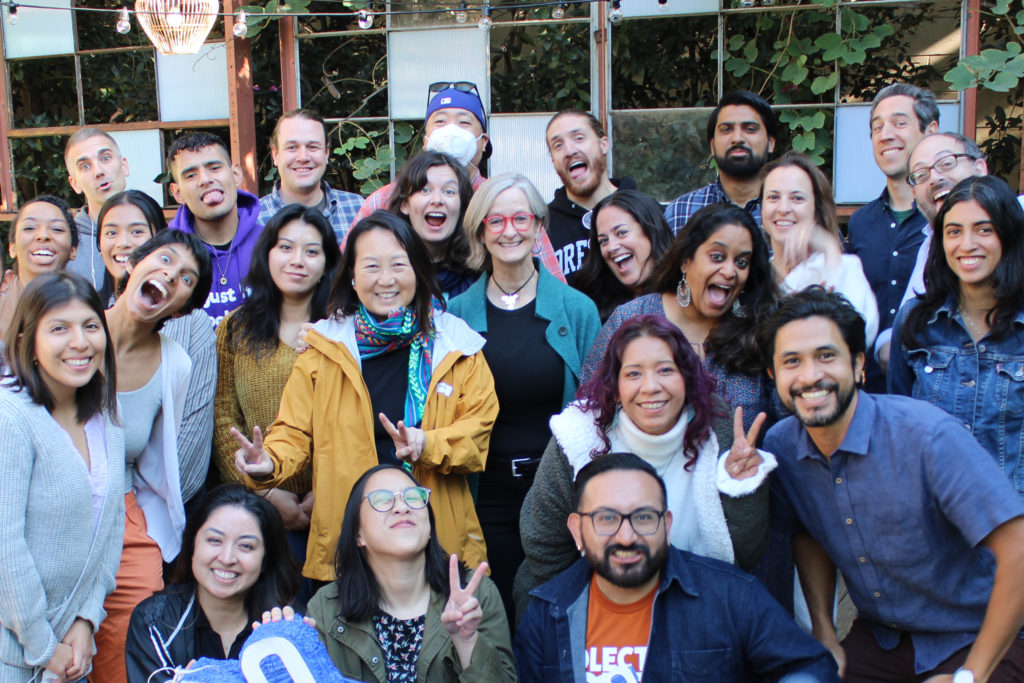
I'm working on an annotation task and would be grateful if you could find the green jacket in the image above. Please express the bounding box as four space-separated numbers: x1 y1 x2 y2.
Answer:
448 261 601 407
307 579 516 683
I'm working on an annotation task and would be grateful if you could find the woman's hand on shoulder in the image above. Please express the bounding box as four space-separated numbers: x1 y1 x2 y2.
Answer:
294 322 316 353
231 425 274 477
723 407 767 480
441 554 488 642
378 413 425 463
252 605 316 630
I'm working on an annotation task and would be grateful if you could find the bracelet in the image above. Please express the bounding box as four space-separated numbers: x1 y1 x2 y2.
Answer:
264 489 274 502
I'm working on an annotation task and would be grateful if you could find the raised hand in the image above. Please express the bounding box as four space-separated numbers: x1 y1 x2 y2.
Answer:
441 554 488 642
378 413 426 463
231 425 274 477
724 407 767 480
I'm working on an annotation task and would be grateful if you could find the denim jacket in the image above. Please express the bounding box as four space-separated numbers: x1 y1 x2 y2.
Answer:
889 298 1024 497
514 550 839 683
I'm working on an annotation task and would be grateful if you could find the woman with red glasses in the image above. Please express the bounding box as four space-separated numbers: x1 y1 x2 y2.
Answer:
448 173 600 626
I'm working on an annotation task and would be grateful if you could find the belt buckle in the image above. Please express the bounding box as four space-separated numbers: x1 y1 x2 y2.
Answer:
511 458 530 478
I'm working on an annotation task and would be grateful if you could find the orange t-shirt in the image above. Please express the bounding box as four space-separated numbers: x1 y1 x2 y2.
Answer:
584 574 657 682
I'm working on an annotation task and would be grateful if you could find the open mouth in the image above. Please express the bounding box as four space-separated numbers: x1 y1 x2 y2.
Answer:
140 278 169 309
706 283 733 307
424 212 447 229
568 159 588 180
114 253 131 265
30 248 56 260
201 189 225 206
880 146 903 158
612 252 633 270
932 187 950 203
212 569 239 582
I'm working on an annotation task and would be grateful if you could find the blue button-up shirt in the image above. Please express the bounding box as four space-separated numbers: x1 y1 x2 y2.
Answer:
258 181 363 248
663 178 762 236
767 392 1024 674
889 298 1024 497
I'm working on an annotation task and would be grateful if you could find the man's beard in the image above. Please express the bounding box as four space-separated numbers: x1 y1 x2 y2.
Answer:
559 151 608 199
789 378 857 428
585 541 668 589
716 144 770 179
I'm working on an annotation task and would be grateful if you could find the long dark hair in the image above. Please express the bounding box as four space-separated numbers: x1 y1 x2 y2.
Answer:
388 150 474 277
576 314 717 469
575 190 673 320
330 211 444 336
334 465 450 622
651 203 778 375
2 272 119 423
172 484 300 617
902 175 1024 344
225 204 340 360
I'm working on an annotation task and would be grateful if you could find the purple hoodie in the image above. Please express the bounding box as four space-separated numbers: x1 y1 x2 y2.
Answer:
168 189 263 326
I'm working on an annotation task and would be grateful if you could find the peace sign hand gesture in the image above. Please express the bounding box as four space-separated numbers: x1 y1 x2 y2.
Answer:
231 425 274 477
441 554 488 642
378 413 426 463
724 407 767 480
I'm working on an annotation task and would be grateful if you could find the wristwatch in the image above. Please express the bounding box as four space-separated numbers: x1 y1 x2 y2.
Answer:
952 667 975 683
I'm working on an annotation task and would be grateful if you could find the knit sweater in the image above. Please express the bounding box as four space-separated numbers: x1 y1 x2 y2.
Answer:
213 313 312 495
0 385 125 678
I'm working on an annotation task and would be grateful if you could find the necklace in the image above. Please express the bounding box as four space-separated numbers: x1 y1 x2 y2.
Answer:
213 241 234 287
491 269 536 309
959 307 989 341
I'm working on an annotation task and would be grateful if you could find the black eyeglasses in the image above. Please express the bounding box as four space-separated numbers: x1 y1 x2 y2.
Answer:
427 81 480 105
365 486 431 512
906 153 975 186
578 508 666 536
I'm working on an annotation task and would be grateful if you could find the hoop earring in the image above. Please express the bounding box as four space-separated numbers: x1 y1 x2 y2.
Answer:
676 275 691 308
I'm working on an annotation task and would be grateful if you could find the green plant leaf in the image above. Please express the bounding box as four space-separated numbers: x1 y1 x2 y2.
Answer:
989 70 1020 92
781 61 809 85
726 57 752 77
944 64 980 90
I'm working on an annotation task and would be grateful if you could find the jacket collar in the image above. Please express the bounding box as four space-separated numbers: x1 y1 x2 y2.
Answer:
455 259 563 332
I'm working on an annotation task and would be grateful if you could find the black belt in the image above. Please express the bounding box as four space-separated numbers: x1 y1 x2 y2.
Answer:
492 456 541 479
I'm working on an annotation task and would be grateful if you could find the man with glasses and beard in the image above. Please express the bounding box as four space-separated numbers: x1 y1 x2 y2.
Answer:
514 452 839 683
664 90 777 236
762 288 1024 683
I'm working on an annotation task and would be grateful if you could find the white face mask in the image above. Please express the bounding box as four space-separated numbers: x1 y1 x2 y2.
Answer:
425 124 481 167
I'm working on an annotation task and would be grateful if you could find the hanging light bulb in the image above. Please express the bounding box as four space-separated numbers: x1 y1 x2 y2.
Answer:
552 2 565 19
656 0 669 9
116 6 131 33
609 0 623 24
454 1 468 23
6 3 18 25
232 8 247 37
357 8 373 28
478 3 491 29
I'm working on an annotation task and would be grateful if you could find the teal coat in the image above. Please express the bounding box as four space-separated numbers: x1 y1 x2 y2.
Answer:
448 263 600 407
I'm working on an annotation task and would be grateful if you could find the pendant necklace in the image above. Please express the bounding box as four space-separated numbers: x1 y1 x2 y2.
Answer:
214 242 234 287
492 269 536 310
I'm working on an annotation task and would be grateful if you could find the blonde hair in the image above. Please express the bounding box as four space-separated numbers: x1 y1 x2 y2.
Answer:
463 173 549 271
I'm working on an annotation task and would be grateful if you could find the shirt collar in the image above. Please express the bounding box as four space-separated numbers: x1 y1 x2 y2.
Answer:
796 390 875 461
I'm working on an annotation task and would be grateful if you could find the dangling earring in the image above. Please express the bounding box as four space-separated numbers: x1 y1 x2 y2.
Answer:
857 368 866 385
732 296 746 318
351 279 356 287
676 274 691 308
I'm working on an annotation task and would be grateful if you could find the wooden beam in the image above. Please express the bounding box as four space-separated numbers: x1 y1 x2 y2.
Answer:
224 0 258 194
0 28 15 212
279 16 299 111
963 0 980 137
6 119 231 138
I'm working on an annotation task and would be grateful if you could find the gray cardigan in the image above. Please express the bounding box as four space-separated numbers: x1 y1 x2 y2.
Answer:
0 385 125 677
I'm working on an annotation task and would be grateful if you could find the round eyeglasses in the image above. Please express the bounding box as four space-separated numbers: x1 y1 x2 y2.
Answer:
906 153 974 187
365 486 431 512
578 508 666 536
484 212 535 233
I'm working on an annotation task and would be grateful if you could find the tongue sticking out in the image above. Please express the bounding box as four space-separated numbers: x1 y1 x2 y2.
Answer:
706 285 730 307
202 190 224 206
569 162 588 180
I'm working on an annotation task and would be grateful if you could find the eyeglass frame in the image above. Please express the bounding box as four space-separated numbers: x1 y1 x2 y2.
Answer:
906 153 976 187
577 507 667 536
426 81 481 107
364 486 431 513
483 212 536 234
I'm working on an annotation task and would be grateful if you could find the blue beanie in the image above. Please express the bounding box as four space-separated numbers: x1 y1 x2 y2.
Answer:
425 88 487 132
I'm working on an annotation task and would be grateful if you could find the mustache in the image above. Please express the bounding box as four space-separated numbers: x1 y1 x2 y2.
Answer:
789 379 840 399
727 143 752 155
604 543 651 561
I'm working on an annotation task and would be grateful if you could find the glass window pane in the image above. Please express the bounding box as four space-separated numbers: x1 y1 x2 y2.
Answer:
110 129 165 204
839 0 960 102
723 8 836 105
11 135 72 205
3 0 74 58
299 34 387 119
611 109 717 203
156 45 230 121
9 56 78 127
82 50 158 123
622 0 716 16
612 15 716 109
491 22 590 114
489 113 560 201
76 0 154 50
387 28 489 120
298 1 362 33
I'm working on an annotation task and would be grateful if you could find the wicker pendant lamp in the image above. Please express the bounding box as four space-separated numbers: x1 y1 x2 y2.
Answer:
134 0 218 54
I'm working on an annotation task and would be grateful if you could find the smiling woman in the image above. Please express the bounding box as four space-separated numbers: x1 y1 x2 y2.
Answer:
90 229 213 683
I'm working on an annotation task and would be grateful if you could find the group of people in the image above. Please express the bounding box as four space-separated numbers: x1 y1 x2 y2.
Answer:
1 78 1023 683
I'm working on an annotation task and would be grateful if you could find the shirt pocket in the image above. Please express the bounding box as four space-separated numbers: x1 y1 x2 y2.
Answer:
907 347 955 405
671 648 735 679
994 360 1024 417
867 509 931 569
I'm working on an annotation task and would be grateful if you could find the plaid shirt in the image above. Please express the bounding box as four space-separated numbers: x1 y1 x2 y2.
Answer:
664 178 762 235
259 181 364 248
346 172 565 283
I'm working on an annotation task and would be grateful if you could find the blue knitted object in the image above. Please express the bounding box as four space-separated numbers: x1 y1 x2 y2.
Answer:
174 618 355 682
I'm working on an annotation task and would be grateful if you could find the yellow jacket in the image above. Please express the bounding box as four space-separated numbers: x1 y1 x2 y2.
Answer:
246 310 497 581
